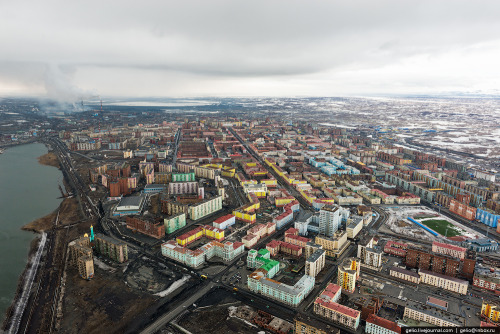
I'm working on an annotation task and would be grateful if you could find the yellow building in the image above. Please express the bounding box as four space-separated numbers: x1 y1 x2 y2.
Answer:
481 301 500 323
337 258 360 293
315 231 348 258
77 256 94 280
294 314 340 334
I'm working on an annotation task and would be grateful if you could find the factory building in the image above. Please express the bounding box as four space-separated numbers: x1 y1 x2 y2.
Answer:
164 213 187 234
337 258 360 293
313 283 360 330
418 269 469 295
94 234 128 263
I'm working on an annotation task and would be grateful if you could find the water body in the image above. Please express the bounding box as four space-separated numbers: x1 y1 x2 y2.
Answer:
0 143 62 323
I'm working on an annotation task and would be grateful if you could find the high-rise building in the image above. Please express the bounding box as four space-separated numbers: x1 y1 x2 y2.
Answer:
318 206 340 237
337 258 360 293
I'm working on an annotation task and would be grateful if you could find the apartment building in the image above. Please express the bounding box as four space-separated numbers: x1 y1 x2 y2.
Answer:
418 269 469 295
432 241 466 260
313 283 360 330
357 237 383 270
94 233 128 263
294 314 340 334
306 249 326 277
164 213 187 234
473 266 500 294
318 206 341 237
389 266 420 284
247 271 315 307
337 258 360 293
315 231 349 258
189 195 223 220
403 300 465 327
366 314 401 334
161 239 244 268
68 235 94 280
481 301 500 324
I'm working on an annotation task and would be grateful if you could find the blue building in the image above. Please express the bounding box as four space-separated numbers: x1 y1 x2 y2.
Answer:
463 238 498 252
476 208 500 228
144 184 166 194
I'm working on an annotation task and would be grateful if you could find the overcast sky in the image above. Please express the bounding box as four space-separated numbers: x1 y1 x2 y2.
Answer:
1 0 500 100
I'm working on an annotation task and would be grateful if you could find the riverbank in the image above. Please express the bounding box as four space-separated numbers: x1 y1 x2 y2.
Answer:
37 151 60 168
1 143 70 330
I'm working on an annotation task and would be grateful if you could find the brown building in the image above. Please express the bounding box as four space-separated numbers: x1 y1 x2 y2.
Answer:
449 199 476 220
126 216 165 239
405 247 475 279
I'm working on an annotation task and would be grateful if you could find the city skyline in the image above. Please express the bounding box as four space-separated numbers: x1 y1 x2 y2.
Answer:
1 1 500 100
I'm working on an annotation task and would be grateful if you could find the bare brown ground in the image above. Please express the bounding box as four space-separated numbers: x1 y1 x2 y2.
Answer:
22 197 82 232
37 152 60 168
60 266 157 334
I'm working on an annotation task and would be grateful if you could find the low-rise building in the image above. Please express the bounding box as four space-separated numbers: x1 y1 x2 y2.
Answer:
418 269 468 295
294 313 340 334
213 214 236 230
403 300 465 327
248 271 315 307
389 266 419 284
366 314 401 334
313 283 360 330
473 265 500 294
432 241 467 260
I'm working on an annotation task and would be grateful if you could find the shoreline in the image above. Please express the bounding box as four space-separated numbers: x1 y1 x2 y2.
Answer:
1 145 69 330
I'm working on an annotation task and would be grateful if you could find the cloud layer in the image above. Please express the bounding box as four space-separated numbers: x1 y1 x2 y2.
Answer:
1 1 500 98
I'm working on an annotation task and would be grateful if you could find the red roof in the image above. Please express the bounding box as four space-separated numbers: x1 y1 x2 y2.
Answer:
314 299 360 318
286 234 311 244
232 241 244 249
266 240 281 249
433 241 466 253
214 214 235 224
320 283 341 300
427 296 448 309
366 314 401 334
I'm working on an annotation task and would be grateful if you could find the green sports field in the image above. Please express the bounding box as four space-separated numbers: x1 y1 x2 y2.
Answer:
418 219 464 237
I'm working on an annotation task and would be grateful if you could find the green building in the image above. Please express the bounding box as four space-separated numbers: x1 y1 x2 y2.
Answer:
164 213 187 234
172 172 196 182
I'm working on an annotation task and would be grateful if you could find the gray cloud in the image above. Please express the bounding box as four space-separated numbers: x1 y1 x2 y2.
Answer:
1 0 500 97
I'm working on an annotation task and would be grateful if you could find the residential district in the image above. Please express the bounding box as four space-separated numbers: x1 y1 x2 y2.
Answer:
2 98 500 334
